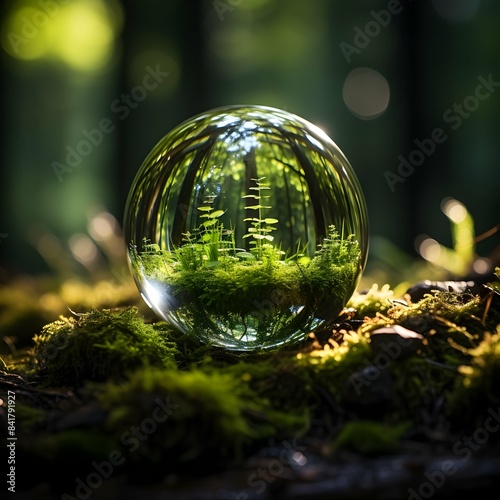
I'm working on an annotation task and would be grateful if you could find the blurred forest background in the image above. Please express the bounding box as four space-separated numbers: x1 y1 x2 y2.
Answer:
0 0 499 292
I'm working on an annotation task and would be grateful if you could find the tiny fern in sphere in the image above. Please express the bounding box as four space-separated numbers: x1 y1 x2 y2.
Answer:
124 105 369 352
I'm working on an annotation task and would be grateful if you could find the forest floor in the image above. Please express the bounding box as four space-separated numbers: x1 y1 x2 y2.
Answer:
1 272 500 499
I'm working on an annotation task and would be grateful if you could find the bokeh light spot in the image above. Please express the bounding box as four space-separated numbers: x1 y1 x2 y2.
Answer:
69 233 99 265
419 238 442 263
1 0 122 71
343 68 390 120
441 197 468 223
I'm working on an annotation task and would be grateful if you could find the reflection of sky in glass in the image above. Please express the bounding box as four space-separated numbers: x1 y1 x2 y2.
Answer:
224 123 261 154
215 115 241 128
225 133 259 154
246 111 286 128
242 121 258 131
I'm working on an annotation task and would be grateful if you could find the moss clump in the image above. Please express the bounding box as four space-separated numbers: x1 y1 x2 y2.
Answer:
0 276 146 356
350 286 500 428
333 420 410 456
92 366 305 471
460 329 500 400
357 290 493 366
296 329 372 396
447 329 500 427
32 307 179 387
211 329 371 430
346 283 396 319
81 335 374 471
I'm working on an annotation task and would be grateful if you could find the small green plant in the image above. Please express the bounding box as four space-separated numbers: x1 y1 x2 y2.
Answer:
175 195 234 271
195 195 230 265
315 224 360 267
242 178 281 261
130 178 361 350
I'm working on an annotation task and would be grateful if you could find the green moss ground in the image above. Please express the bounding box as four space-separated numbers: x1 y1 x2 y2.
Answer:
1 272 500 497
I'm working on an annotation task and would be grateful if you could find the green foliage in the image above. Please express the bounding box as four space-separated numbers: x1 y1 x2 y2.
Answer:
32 307 179 387
347 283 396 318
175 194 234 269
349 286 500 428
314 225 360 268
296 329 372 399
134 178 360 280
242 177 281 260
416 198 475 276
448 329 500 426
135 232 359 348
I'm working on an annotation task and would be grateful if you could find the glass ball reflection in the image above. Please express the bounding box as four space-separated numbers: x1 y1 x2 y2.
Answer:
124 105 369 351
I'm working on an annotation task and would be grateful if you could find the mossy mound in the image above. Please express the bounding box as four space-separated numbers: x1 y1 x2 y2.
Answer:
91 366 306 474
0 276 146 356
31 307 179 387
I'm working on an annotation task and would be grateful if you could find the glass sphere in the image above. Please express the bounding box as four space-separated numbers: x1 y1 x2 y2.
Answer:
124 105 369 351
